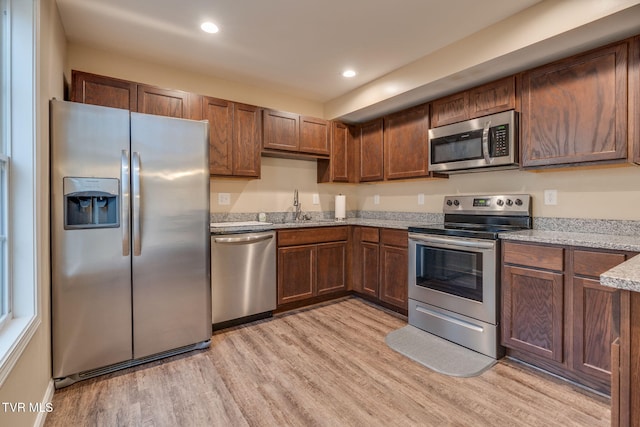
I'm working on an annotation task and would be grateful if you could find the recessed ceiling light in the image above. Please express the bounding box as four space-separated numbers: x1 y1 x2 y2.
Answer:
200 22 219 34
342 70 356 78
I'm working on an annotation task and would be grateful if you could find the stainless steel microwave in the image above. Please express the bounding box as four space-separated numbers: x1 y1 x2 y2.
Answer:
428 110 518 173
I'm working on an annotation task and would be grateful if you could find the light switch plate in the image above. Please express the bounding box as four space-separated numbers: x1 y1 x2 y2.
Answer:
218 193 231 205
373 194 380 205
418 193 425 205
544 189 557 206
312 193 320 205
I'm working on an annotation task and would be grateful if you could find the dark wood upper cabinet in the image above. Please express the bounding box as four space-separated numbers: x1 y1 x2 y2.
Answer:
521 42 628 167
71 70 137 111
233 103 262 178
203 97 261 178
137 84 190 118
262 109 299 151
430 91 468 128
430 76 516 127
299 116 330 155
331 122 350 182
203 96 233 175
383 104 429 180
469 76 516 119
631 35 640 165
357 119 384 182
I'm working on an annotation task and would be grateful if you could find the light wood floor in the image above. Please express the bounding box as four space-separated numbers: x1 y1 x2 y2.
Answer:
45 297 610 426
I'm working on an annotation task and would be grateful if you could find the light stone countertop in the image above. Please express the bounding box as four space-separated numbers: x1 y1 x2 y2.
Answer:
499 229 640 293
210 218 420 235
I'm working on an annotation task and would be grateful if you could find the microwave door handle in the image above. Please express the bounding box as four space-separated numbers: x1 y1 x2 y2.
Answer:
482 120 491 164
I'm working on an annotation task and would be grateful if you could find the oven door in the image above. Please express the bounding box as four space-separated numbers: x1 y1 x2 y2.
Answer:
408 233 498 324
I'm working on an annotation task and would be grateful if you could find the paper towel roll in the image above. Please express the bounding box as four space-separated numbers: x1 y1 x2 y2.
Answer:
335 194 346 221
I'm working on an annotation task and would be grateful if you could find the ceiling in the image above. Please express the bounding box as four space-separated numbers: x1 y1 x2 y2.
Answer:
55 0 542 104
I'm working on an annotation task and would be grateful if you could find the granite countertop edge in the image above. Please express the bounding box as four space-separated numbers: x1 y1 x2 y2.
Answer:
210 218 415 234
499 230 640 293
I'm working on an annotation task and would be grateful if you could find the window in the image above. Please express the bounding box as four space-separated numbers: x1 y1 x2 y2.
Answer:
0 0 39 386
0 0 9 329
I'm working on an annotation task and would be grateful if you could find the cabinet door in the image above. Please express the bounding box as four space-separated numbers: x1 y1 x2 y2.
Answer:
573 277 621 383
331 122 350 182
316 242 347 295
360 242 380 298
430 91 468 127
278 245 315 305
71 70 137 111
502 265 564 362
233 103 262 177
263 109 299 151
203 96 233 176
469 76 516 119
300 116 330 156
631 35 640 165
383 104 429 180
137 84 190 118
379 245 408 309
358 119 384 182
521 42 628 167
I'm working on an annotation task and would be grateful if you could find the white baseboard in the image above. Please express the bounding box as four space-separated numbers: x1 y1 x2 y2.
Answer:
33 379 54 427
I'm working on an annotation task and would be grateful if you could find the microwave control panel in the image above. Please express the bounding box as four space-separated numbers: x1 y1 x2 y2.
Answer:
490 124 509 157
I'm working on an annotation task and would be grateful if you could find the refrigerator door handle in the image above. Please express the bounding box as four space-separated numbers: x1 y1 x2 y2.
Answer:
132 151 142 256
121 150 130 256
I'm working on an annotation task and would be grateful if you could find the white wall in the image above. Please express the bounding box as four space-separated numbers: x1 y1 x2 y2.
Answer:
0 1 66 426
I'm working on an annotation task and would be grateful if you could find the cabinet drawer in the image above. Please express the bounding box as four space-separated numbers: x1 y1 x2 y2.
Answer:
380 228 408 248
278 226 348 247
573 250 626 278
503 242 564 271
360 227 380 243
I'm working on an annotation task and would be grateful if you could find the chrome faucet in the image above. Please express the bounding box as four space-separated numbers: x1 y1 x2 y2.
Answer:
293 189 302 221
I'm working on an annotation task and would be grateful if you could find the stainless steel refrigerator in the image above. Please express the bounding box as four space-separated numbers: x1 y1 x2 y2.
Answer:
50 100 211 388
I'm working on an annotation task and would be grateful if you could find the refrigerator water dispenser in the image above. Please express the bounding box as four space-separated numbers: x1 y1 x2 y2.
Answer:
63 177 119 229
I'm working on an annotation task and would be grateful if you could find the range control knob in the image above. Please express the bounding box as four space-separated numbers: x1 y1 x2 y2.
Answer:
453 200 460 206
496 199 504 206
446 200 453 206
506 199 513 206
515 198 523 206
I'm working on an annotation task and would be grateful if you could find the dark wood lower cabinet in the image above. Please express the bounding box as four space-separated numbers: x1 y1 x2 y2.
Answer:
502 242 636 396
572 277 621 382
502 265 564 363
316 242 347 295
360 242 380 298
352 227 408 313
277 245 315 305
276 228 348 308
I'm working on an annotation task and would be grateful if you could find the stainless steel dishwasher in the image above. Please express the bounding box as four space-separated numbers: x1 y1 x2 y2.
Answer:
211 230 276 328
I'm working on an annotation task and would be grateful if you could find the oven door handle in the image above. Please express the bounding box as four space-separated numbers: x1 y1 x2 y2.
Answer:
409 233 495 250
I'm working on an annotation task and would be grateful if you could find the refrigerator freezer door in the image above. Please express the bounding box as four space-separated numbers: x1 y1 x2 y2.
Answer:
130 113 211 359
50 100 133 378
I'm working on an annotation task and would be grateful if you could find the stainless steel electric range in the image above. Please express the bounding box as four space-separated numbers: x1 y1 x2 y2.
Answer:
408 194 532 358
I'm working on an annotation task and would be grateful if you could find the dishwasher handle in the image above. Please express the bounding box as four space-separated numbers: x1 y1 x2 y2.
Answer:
214 233 274 244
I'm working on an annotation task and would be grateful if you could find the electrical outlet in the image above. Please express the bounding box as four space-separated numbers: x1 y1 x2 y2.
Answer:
418 193 425 205
218 193 231 205
312 193 320 205
544 189 557 206
373 194 380 205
